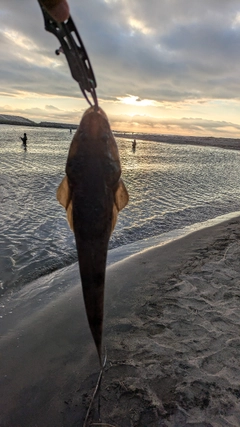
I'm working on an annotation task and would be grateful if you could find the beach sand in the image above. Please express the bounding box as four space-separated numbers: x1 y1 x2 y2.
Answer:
1 217 240 426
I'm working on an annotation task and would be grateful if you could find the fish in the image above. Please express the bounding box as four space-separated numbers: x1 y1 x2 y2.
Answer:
57 106 129 364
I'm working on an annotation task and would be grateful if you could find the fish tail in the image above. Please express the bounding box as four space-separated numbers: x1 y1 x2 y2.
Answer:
76 239 108 365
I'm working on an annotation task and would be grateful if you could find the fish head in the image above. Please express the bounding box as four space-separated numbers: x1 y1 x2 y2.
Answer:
81 106 109 140
68 106 120 163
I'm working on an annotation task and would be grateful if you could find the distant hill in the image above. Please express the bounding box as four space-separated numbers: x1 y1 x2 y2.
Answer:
39 121 77 129
0 114 77 129
0 114 36 126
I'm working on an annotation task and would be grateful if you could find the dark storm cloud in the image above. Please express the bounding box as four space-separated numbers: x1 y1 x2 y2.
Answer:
0 0 240 102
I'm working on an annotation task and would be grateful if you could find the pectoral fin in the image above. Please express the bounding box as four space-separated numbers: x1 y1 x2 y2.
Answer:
114 178 129 211
111 179 129 233
56 175 74 231
66 200 73 231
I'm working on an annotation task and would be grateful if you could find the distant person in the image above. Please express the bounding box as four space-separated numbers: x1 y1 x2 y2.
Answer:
70 128 72 134
132 139 137 152
20 133 27 150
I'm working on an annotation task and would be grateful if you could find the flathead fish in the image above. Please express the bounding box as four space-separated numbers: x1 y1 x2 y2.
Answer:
57 106 129 363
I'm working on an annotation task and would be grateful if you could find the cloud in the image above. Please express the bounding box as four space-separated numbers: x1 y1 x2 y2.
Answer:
0 103 84 123
1 0 240 136
0 0 239 101
1 100 240 138
109 113 240 137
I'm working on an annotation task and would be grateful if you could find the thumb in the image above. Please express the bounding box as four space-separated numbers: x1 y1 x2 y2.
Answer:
40 0 70 22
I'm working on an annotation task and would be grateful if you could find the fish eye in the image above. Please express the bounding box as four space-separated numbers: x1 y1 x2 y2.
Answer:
79 131 87 140
101 133 109 143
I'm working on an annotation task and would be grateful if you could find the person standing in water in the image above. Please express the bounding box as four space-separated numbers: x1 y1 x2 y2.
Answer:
132 139 137 152
20 133 28 150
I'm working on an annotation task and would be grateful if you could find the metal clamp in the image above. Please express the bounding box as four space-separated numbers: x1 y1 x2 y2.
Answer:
38 1 98 107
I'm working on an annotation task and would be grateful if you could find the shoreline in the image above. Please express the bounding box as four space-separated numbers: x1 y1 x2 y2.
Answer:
1 211 239 304
2 120 240 150
1 215 240 426
116 132 240 151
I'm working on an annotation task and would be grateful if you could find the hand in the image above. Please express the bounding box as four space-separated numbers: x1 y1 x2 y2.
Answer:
40 0 70 22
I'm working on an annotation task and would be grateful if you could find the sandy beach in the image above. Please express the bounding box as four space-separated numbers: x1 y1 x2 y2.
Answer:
1 216 240 426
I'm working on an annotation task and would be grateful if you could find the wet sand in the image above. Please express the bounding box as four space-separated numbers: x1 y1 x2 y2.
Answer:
1 217 240 426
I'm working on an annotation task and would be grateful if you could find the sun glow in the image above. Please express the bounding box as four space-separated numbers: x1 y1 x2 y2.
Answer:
117 94 161 107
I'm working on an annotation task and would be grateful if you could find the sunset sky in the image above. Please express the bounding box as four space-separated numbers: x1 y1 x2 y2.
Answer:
1 0 240 137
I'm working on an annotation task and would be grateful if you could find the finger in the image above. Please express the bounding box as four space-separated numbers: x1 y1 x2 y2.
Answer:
40 0 70 22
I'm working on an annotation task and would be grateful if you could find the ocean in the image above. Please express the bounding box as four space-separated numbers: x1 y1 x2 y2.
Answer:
1 124 240 296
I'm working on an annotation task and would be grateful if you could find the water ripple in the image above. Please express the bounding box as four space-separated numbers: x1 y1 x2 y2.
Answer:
1 127 240 294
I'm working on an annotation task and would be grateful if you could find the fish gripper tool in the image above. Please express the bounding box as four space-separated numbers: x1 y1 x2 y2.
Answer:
38 1 98 108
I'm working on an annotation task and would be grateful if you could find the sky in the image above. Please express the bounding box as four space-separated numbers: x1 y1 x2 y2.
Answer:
1 0 240 137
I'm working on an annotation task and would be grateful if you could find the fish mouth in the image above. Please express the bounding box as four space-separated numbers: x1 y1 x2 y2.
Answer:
82 106 109 121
